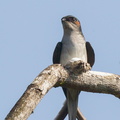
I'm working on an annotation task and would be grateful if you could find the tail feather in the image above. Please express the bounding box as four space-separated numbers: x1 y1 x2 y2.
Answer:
67 89 79 120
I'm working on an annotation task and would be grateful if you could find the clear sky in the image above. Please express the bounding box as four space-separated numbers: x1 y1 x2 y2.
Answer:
1 0 120 120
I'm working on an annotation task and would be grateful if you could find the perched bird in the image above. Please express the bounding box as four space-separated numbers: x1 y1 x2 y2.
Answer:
53 15 95 120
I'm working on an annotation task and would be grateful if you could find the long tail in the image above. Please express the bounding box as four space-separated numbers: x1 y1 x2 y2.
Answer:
67 88 80 120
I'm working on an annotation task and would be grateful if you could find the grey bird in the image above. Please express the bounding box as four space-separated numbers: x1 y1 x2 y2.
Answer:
53 15 95 120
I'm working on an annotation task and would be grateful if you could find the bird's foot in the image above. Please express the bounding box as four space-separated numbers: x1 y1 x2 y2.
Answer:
64 60 91 75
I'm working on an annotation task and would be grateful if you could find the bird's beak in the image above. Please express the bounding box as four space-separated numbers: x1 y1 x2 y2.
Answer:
61 17 66 22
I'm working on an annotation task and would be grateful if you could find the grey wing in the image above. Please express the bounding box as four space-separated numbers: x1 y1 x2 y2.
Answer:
86 42 95 67
53 42 62 64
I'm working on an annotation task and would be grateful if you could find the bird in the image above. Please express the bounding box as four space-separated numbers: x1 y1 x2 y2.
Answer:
53 15 95 120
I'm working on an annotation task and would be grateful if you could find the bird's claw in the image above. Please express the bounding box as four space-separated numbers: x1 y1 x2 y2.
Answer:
64 60 91 75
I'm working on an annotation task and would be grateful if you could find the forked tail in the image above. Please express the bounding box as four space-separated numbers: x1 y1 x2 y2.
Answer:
67 89 79 120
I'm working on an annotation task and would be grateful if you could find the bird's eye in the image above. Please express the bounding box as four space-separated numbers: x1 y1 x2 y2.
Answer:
73 17 77 21
67 17 76 22
68 17 73 21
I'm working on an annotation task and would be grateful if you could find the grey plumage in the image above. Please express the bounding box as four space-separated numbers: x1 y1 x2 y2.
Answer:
53 15 95 120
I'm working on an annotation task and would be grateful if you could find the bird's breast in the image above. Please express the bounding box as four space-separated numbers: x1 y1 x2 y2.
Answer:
60 35 87 65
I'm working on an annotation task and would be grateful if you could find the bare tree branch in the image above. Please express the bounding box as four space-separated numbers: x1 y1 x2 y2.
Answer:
54 100 68 120
54 100 86 120
5 64 65 120
76 108 86 120
5 61 120 120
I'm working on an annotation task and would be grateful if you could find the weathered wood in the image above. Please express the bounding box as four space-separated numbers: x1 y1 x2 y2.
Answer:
5 64 66 120
56 71 120 98
5 61 120 120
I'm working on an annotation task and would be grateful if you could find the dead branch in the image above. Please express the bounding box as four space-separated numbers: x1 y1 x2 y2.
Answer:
5 61 120 120
54 100 86 120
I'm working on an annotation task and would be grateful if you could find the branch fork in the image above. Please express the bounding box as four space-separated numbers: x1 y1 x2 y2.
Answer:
5 60 120 120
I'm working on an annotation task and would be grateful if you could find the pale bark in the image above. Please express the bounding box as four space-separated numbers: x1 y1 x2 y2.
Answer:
5 61 120 120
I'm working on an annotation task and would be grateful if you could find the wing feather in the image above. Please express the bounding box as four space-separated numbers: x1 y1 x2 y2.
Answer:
53 42 62 64
86 42 95 67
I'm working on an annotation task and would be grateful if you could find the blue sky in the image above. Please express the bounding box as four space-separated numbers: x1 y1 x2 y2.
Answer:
1 0 120 120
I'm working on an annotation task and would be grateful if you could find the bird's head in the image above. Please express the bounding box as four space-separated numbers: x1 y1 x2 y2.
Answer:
61 15 82 32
